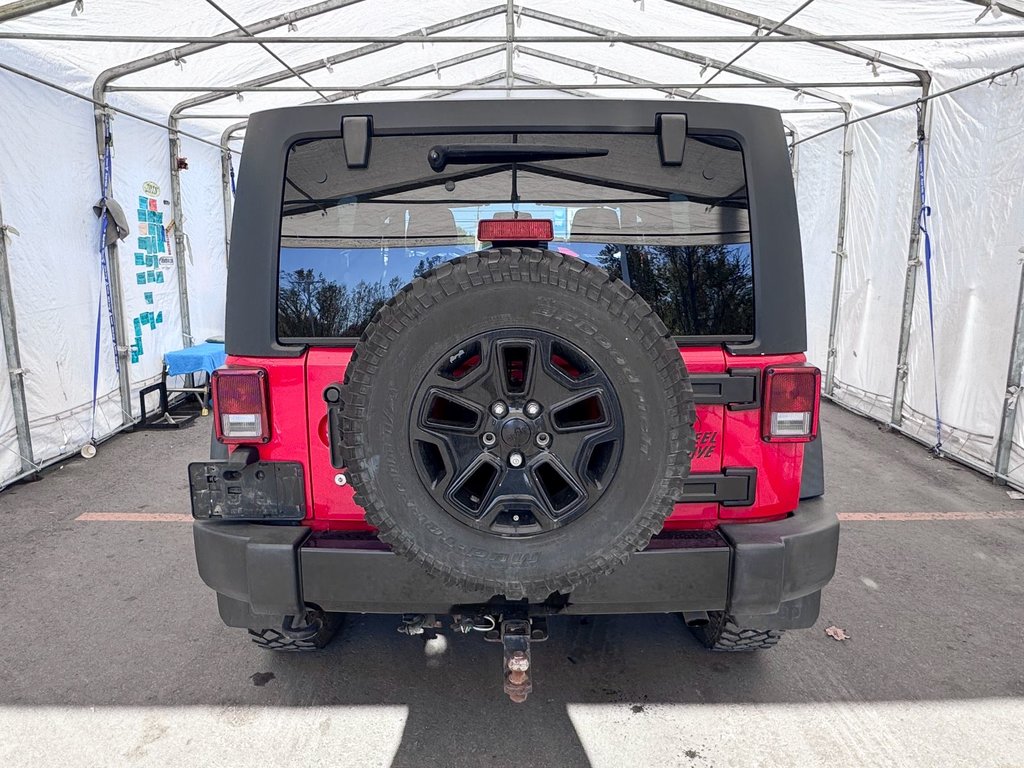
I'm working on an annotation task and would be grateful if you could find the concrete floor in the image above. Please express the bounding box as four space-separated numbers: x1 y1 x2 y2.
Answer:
0 402 1022 767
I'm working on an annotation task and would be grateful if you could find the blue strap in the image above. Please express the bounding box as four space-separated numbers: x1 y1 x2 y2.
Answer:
229 154 236 196
918 134 942 453
90 114 120 441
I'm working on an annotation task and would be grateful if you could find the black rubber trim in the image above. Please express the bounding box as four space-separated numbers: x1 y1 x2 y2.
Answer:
690 372 757 406
719 498 839 617
227 100 805 358
194 498 837 623
301 531 730 615
193 522 308 616
680 469 756 506
800 430 825 499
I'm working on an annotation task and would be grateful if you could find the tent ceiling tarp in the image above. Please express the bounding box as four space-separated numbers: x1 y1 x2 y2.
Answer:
0 0 1022 490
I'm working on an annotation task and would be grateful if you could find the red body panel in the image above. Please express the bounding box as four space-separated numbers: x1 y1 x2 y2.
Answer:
305 349 364 530
223 346 810 532
667 347 725 528
719 352 806 521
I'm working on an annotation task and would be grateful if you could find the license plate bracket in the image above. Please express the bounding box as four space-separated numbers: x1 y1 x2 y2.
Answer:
188 460 306 520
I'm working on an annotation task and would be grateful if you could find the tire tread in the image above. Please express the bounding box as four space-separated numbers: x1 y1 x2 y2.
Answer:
340 249 696 599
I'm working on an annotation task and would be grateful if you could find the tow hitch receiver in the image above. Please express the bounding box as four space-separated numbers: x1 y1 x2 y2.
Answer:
485 617 548 703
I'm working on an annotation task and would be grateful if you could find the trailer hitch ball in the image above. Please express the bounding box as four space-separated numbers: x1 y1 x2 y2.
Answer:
508 650 530 672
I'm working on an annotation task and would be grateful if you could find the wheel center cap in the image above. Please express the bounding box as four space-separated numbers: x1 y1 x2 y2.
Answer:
500 417 532 448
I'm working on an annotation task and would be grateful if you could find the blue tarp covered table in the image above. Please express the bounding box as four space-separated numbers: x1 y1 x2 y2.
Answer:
164 342 226 377
139 342 226 427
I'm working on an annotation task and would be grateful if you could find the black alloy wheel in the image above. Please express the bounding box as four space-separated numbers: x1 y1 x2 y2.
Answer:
410 329 623 537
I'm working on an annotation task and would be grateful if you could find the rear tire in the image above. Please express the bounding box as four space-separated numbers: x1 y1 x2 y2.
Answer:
690 611 783 652
247 609 342 652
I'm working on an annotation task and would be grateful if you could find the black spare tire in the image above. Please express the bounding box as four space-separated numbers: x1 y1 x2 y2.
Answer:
339 249 695 599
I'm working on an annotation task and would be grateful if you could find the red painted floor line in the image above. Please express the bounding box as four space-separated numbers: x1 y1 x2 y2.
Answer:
837 510 1024 521
76 512 193 522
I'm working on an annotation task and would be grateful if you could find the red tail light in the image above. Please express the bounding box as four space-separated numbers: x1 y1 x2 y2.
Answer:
213 368 270 443
478 218 553 243
762 366 821 443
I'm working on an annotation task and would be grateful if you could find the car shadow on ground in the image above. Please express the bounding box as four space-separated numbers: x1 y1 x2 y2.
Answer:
255 613 779 767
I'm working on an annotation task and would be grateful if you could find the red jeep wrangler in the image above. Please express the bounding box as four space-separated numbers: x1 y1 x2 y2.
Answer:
190 100 838 702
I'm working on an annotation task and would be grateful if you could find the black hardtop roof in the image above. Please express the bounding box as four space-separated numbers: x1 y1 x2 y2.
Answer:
228 99 805 357
247 98 784 136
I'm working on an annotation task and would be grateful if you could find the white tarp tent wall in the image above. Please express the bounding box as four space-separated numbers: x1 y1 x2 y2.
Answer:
0 0 1022 490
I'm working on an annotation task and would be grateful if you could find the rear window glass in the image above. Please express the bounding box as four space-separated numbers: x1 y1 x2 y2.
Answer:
278 132 752 340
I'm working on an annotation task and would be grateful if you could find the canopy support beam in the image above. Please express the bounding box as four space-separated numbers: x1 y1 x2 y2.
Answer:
6 30 1024 44
308 44 506 104
167 127 193 347
690 0 817 97
219 148 233 266
171 6 507 116
890 97 932 429
823 120 854 397
963 0 1024 20
200 0 331 100
111 80 920 93
519 8 849 109
505 0 515 92
995 259 1024 484
0 193 36 474
423 70 592 99
515 47 704 100
0 0 71 23
88 1 364 386
664 0 929 83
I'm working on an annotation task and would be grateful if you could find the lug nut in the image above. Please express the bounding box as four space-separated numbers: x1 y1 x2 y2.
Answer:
508 451 524 468
524 401 541 417
491 401 508 418
536 432 551 448
482 432 497 447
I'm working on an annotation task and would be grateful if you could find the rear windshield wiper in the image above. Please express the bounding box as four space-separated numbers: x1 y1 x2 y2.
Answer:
427 144 608 172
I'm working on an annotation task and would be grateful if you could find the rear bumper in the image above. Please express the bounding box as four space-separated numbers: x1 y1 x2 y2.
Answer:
193 499 838 629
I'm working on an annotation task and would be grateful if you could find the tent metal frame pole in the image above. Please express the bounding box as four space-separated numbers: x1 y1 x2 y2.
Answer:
890 89 933 428
515 47 704 100
91 0 365 100
505 0 515 92
169 6 508 117
177 106 848 119
664 0 929 83
0 194 36 473
219 148 233 265
112 80 921 93
167 118 193 346
201 0 331 101
6 30 1024 44
994 259 1024 484
220 123 248 263
517 8 849 109
963 0 1024 20
86 1 361 416
824 117 854 397
307 45 507 104
0 0 72 22
423 70 592 99
689 0 817 97
89 112 134 426
794 61 1024 146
